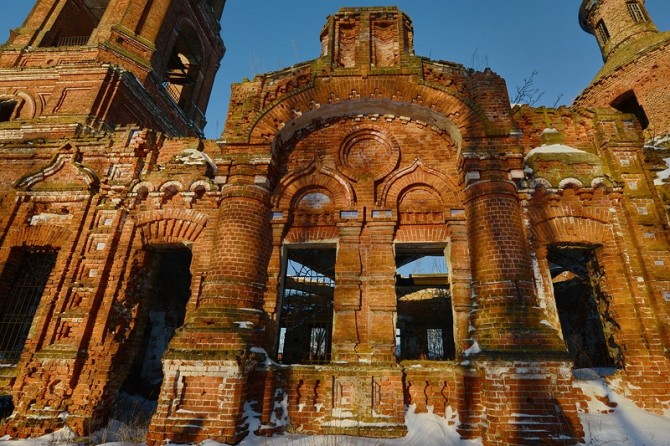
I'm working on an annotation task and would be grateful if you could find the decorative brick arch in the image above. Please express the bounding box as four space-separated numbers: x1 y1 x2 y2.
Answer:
378 159 460 209
251 79 490 148
530 213 612 247
273 159 355 211
134 209 208 246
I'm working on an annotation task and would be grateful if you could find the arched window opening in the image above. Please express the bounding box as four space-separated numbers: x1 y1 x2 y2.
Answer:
277 246 335 365
395 245 454 361
0 247 58 364
116 246 192 419
611 91 649 129
548 245 621 369
38 0 111 47
627 1 647 23
0 100 17 122
164 26 204 123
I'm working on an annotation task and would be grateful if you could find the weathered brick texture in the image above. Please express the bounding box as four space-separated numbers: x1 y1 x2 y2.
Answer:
0 3 669 446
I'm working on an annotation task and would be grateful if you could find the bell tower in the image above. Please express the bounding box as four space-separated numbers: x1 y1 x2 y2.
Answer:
576 0 670 137
0 0 225 137
579 0 658 61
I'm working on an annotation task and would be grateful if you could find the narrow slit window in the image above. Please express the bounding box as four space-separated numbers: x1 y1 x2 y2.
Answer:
595 20 610 45
395 245 454 361
277 247 336 364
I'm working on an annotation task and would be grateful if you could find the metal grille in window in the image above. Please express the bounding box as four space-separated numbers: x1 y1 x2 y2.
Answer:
627 2 647 22
277 248 335 365
0 248 57 364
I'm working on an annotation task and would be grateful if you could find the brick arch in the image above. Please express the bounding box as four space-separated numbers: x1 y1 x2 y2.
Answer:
251 78 490 148
7 223 74 248
0 90 38 120
378 159 460 209
273 160 355 211
530 215 612 247
134 209 208 246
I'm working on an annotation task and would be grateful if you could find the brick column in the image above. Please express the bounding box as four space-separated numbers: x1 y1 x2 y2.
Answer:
362 222 397 363
463 177 580 445
446 221 473 354
331 223 362 363
464 179 564 352
147 181 272 445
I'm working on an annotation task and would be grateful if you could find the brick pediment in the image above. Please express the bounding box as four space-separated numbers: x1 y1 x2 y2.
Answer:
15 144 99 193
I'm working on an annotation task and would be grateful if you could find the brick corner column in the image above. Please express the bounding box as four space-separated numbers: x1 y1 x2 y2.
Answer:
147 180 273 445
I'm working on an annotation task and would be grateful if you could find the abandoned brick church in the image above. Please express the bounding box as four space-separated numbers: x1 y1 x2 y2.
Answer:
1 0 670 444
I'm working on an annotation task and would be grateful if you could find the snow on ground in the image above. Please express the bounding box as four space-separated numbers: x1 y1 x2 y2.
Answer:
3 370 670 445
574 369 670 446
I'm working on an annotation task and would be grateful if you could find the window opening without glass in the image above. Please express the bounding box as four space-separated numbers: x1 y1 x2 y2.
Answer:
395 245 454 360
0 247 57 364
277 247 336 364
548 245 621 369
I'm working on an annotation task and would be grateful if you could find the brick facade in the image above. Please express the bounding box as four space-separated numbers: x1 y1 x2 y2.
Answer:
0 2 669 445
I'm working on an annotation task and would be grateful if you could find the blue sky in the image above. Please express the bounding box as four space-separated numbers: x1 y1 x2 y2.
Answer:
1 1 669 139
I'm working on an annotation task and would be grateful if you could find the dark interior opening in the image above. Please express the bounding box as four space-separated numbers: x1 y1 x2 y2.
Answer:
277 247 336 365
548 245 620 369
0 100 17 122
118 247 192 401
0 247 57 364
395 245 454 361
611 91 649 129
164 25 203 119
0 395 13 419
38 0 110 47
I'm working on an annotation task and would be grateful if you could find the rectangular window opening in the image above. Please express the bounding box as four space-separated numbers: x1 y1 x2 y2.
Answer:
627 2 647 23
0 247 58 365
395 245 454 361
277 246 336 365
548 245 621 369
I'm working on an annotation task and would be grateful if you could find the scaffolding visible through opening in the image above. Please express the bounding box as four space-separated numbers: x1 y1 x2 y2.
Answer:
277 247 335 365
395 245 454 361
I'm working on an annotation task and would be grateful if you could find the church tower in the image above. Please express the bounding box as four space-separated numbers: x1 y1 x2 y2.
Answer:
0 0 225 137
579 0 658 61
575 0 670 137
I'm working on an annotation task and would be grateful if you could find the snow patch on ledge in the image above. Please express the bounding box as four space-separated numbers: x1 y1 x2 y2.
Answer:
654 157 670 185
525 143 586 160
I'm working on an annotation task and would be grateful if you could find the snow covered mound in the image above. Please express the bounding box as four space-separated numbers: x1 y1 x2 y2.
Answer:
574 368 670 446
